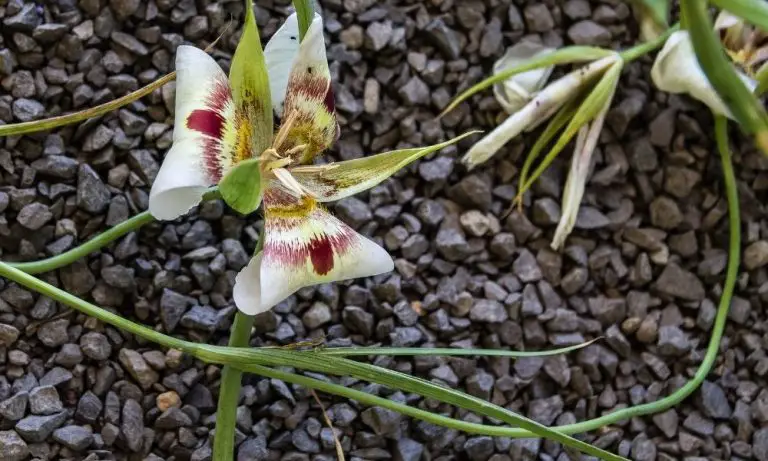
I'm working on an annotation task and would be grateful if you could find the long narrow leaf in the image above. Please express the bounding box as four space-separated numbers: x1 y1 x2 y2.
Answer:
199 347 626 461
440 46 615 117
681 0 768 155
313 338 599 357
0 73 174 137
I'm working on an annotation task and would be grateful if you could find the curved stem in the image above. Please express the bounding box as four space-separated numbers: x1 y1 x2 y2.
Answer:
472 115 740 438
9 188 220 275
0 260 196 353
9 212 155 274
0 73 175 137
682 0 768 155
619 22 679 62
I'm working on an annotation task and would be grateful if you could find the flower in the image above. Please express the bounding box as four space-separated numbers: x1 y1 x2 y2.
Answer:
464 53 620 168
650 12 762 118
492 41 555 114
149 8 470 315
716 10 768 76
551 60 622 250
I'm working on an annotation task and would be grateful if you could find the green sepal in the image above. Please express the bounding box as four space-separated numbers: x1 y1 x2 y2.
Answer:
219 158 263 215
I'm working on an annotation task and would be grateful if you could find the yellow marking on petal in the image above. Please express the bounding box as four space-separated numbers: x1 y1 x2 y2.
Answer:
265 193 318 219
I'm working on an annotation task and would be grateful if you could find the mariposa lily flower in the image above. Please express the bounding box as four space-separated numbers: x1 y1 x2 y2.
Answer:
464 53 620 168
492 41 555 114
716 10 768 76
651 11 761 118
149 7 470 316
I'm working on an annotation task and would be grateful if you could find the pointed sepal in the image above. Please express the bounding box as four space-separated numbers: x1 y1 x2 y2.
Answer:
229 0 273 157
290 131 478 202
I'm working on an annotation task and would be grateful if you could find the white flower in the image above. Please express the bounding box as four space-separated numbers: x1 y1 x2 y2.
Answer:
650 30 757 118
464 54 620 168
492 41 555 114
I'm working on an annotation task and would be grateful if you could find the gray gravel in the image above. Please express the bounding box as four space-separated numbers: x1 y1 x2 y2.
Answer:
0 0 763 460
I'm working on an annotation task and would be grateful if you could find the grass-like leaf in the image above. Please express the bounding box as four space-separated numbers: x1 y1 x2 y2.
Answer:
681 0 768 155
0 73 174 137
515 94 585 211
440 46 615 117
315 338 600 357
201 348 626 461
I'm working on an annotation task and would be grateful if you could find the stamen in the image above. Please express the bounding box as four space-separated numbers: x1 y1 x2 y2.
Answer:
273 113 298 151
273 168 318 198
266 158 293 170
284 144 309 158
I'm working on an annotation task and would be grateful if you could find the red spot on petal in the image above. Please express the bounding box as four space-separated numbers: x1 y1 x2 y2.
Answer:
308 236 334 275
323 86 336 114
187 109 225 139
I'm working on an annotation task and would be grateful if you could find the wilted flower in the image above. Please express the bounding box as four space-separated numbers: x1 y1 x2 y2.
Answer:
651 11 761 118
463 53 620 168
551 60 621 250
445 42 624 250
149 7 469 315
492 41 556 114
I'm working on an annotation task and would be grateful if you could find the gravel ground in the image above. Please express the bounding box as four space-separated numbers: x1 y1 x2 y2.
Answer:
0 0 766 460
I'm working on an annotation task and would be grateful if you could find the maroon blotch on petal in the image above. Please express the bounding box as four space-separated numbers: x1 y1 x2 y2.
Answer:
323 85 336 114
186 109 226 139
308 236 334 275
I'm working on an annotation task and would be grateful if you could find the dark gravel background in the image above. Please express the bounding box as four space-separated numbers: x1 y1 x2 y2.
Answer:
1 0 766 460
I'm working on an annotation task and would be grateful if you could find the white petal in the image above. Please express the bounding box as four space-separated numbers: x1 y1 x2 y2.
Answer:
650 31 757 118
264 13 301 117
149 138 212 220
233 253 265 316
493 41 555 113
256 187 394 312
714 10 741 31
264 12 326 118
149 45 234 220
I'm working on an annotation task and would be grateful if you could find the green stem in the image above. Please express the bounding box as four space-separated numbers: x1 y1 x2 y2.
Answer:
212 220 263 460
8 212 154 274
682 0 768 155
619 22 679 61
212 2 313 457
484 115 740 438
0 260 196 353
0 73 175 137
212 312 255 459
